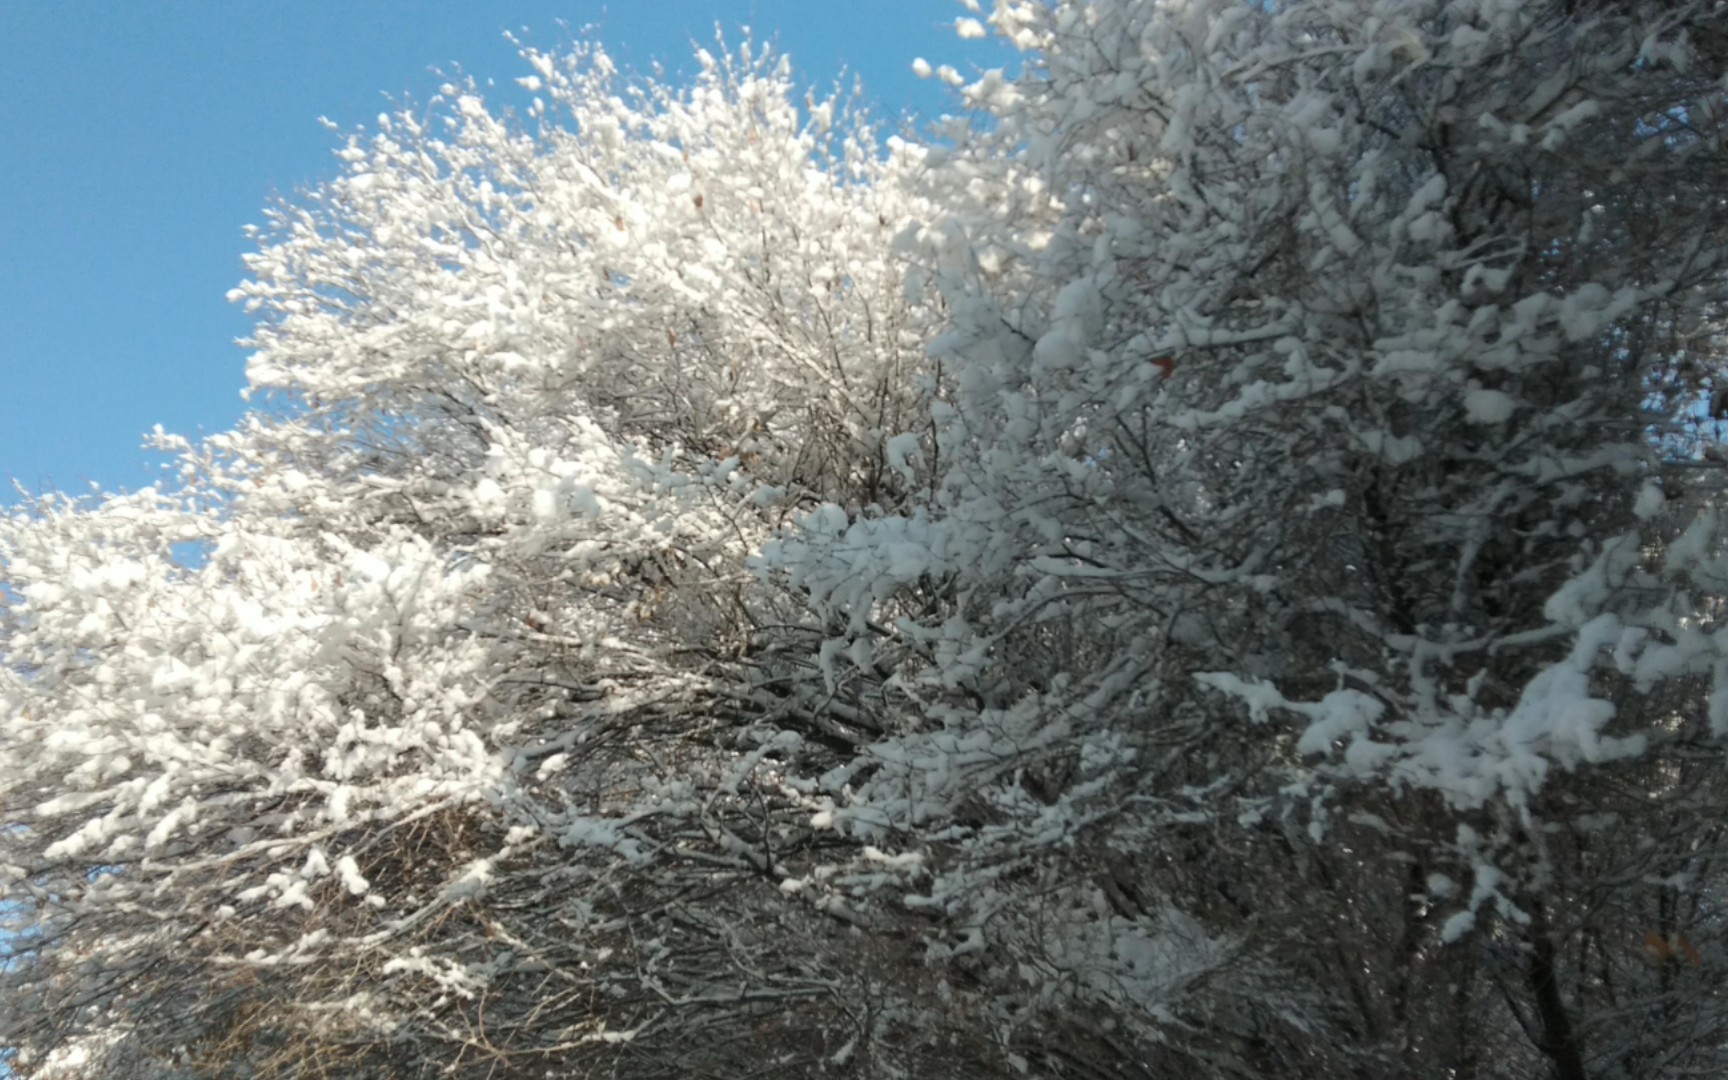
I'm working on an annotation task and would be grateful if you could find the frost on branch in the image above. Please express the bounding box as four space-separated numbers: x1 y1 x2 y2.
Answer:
10 3 1728 1078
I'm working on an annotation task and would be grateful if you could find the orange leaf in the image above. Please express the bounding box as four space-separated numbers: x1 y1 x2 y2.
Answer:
1646 931 1674 962
1678 935 1704 966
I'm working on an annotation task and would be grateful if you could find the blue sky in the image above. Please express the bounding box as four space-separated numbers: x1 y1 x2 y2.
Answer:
0 1 1002 502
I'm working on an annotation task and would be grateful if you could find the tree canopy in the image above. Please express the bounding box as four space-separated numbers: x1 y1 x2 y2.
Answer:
7 2 1728 1077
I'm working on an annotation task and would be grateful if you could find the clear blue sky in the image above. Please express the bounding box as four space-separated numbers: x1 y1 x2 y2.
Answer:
0 1 1002 501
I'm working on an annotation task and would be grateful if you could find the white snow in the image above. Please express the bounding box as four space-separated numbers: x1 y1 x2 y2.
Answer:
1463 387 1516 424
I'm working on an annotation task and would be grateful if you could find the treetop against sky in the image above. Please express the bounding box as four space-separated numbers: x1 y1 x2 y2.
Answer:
0 0 1005 502
6 1 1728 1075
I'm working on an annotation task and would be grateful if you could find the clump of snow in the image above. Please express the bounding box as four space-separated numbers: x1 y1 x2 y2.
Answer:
1294 689 1385 756
1633 483 1665 520
1463 387 1516 424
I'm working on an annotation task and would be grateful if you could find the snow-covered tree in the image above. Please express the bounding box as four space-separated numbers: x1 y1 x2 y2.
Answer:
1 39 957 1078
777 0 1728 1075
8 2 1728 1077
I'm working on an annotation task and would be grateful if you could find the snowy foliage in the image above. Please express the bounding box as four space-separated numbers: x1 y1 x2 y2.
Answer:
7 3 1728 1077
